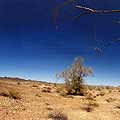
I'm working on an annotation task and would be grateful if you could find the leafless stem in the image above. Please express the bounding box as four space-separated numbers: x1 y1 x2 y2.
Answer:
76 5 95 12
76 5 120 15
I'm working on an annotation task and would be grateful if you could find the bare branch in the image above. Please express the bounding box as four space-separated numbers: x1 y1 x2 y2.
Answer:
75 5 120 16
76 5 95 12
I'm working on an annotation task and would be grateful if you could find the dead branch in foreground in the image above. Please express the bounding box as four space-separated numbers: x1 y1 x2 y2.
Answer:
74 5 120 19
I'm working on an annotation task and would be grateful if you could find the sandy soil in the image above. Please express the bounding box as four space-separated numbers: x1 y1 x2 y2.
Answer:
0 78 120 120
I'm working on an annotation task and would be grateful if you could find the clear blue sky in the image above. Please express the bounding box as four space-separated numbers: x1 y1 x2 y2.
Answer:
0 0 120 86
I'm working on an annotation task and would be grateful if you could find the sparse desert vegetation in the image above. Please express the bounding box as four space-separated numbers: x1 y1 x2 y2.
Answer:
48 111 68 120
0 77 120 120
0 0 120 120
0 86 21 100
56 57 92 96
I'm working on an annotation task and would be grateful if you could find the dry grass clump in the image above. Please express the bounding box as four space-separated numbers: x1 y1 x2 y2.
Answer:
57 84 86 97
32 84 39 88
86 94 96 101
0 87 21 100
118 89 120 92
58 88 68 97
95 91 106 97
82 101 99 112
115 105 120 109
106 97 116 103
42 86 51 93
48 111 68 120
0 88 9 97
35 93 41 97
46 107 53 111
56 84 66 93
17 82 21 85
95 87 103 91
6 88 21 100
57 88 73 98
99 91 105 96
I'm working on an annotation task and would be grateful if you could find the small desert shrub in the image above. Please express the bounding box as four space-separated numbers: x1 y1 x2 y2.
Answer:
56 85 68 96
0 88 9 97
99 91 105 96
54 83 57 87
42 87 51 93
60 92 68 97
8 88 21 100
108 89 112 93
106 97 116 103
82 105 93 112
45 102 50 106
46 107 53 111
115 105 120 109
95 87 102 91
56 85 66 93
118 90 120 93
89 101 99 107
105 86 111 90
58 87 73 98
82 101 99 112
17 82 21 85
32 84 38 88
35 94 41 97
38 83 42 85
86 94 96 101
48 111 68 120
0 88 21 100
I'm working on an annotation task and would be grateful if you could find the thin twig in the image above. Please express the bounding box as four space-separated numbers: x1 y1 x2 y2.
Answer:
76 5 120 14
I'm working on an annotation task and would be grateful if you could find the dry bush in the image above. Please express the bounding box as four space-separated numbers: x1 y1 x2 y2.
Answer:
106 97 116 103
45 102 50 106
95 87 102 91
46 107 53 111
0 87 21 100
56 85 68 96
115 105 120 109
86 95 96 101
42 87 51 93
57 86 74 98
0 88 10 97
17 82 21 85
57 85 69 97
118 89 120 92
56 84 66 93
7 88 21 100
35 93 41 97
59 92 68 97
48 111 68 120
99 91 105 96
85 90 97 99
82 105 93 112
105 86 112 90
108 89 112 93
32 84 38 88
82 101 99 112
89 101 99 107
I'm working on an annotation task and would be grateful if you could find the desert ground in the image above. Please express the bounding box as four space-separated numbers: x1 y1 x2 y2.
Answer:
0 77 120 120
